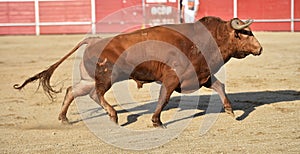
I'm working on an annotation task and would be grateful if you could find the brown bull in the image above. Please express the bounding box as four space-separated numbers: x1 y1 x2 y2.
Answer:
14 16 262 127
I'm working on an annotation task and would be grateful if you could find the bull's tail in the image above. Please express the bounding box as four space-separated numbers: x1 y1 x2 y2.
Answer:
13 38 91 100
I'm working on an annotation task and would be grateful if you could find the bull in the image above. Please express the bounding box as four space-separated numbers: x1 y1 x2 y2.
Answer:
14 16 262 127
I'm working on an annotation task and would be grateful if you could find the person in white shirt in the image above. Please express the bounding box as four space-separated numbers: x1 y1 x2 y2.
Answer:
181 0 200 23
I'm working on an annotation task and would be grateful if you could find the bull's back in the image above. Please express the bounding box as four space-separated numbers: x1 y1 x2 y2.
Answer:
100 26 195 63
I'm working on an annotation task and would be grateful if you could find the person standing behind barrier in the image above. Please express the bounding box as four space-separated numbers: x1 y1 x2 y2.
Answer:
181 0 199 23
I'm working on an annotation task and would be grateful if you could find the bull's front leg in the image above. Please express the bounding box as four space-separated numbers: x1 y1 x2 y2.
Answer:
204 76 235 117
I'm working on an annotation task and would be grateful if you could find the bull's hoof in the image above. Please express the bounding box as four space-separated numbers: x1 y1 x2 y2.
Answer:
153 123 167 129
61 119 71 125
110 116 118 124
58 115 70 125
152 121 166 128
225 107 235 117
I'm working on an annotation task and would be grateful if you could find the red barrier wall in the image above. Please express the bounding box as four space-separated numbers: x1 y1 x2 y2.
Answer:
0 0 299 35
295 0 300 31
95 0 143 33
238 0 292 31
0 2 35 35
39 1 91 22
39 0 91 34
198 0 233 20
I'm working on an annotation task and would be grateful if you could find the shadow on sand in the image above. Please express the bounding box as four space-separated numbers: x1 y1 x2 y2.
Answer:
70 90 300 126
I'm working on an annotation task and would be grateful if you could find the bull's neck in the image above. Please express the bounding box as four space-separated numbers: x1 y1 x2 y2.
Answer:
191 21 234 73
203 40 233 73
221 48 233 64
199 21 234 64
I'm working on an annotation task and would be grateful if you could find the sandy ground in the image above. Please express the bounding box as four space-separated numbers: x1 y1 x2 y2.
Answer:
0 32 299 153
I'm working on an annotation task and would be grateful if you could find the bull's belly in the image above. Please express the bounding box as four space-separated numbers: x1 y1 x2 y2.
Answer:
175 82 202 94
129 70 158 83
127 62 211 94
175 86 202 94
176 74 211 94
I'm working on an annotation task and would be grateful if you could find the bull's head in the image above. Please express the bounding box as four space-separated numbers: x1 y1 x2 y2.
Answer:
230 18 263 58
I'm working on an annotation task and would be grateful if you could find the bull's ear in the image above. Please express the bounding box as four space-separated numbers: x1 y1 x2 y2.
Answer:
231 19 253 30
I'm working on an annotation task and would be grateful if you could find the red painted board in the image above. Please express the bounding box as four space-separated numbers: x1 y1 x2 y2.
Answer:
96 0 123 21
197 0 233 20
39 0 91 22
40 25 91 34
238 0 290 19
251 22 291 31
295 0 299 32
0 2 35 23
295 0 300 22
0 26 35 35
294 21 300 31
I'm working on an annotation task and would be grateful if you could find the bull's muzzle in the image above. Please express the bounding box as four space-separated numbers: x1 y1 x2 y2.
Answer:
254 47 263 56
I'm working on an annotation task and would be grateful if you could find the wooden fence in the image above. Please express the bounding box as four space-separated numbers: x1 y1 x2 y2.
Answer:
0 0 299 35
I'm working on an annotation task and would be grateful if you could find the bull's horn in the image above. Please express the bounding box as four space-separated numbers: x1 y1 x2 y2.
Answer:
231 19 253 30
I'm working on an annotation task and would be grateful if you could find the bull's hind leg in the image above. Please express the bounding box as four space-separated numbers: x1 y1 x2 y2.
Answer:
58 80 94 124
152 74 179 128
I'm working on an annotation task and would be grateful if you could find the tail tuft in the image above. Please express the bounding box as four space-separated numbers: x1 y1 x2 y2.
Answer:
13 63 61 100
13 37 92 101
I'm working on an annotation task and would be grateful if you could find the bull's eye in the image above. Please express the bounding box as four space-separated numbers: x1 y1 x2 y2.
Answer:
234 29 253 40
237 30 253 36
